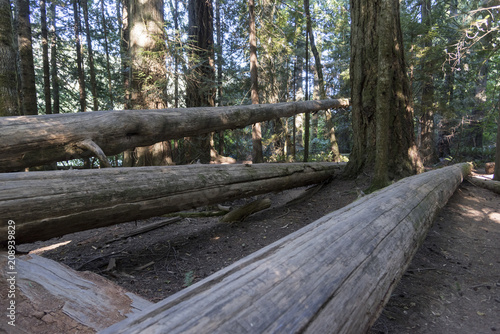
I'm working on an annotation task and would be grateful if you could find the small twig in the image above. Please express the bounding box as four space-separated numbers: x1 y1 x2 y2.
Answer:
106 217 182 244
276 208 291 220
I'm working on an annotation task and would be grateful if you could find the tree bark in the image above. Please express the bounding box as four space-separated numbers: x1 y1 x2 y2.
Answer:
185 0 216 164
495 101 500 181
0 162 343 245
16 0 37 115
101 163 471 334
73 0 87 113
0 0 19 116
128 0 171 166
81 0 98 111
346 0 422 188
0 252 153 332
101 0 114 110
49 1 60 114
0 98 349 171
40 0 52 114
118 0 130 109
470 176 500 195
418 0 438 165
249 0 263 163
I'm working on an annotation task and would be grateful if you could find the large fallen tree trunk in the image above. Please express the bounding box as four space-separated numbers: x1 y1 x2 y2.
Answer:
0 162 342 245
101 163 472 334
0 252 153 333
0 99 349 172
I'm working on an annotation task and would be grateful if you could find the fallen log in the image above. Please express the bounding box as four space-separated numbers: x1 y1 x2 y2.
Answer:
100 163 471 334
0 99 349 172
0 162 342 245
0 252 153 333
220 198 272 222
469 175 500 195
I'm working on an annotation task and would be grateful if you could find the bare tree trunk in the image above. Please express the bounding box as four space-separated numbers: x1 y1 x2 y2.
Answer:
303 28 310 162
101 0 114 109
118 0 130 109
418 0 438 165
100 163 471 334
40 0 52 114
186 0 216 164
73 0 87 113
0 98 350 171
249 0 264 163
215 0 224 155
1 162 343 245
346 0 422 189
16 0 37 115
49 1 60 114
0 0 19 116
81 0 98 111
494 94 500 181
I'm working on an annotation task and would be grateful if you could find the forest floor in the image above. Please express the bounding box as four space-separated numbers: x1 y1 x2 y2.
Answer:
19 167 500 333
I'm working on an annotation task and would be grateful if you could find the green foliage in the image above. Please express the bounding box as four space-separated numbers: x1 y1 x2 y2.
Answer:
18 0 497 166
183 270 195 287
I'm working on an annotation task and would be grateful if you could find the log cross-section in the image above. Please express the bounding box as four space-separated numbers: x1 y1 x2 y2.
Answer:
0 99 349 171
100 163 471 334
0 162 343 245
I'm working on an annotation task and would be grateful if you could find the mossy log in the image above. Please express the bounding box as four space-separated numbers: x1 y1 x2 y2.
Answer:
0 162 343 245
101 163 471 334
0 99 349 172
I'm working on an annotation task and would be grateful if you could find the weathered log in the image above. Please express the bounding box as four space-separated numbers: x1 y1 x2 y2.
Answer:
0 162 342 245
0 99 349 172
100 163 471 334
469 175 500 195
0 252 152 333
221 198 272 222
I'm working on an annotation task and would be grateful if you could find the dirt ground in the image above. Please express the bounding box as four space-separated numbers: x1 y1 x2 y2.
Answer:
17 169 500 333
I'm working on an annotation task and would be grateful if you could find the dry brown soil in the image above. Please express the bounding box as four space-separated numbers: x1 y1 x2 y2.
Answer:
16 171 500 333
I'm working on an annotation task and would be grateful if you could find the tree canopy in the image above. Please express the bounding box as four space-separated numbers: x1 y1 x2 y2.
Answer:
0 0 498 181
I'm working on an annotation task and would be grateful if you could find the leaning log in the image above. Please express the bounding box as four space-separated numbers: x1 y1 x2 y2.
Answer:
0 162 342 245
101 163 472 334
0 99 349 172
0 252 153 333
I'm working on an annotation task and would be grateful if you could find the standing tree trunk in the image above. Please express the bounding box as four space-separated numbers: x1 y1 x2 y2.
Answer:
303 27 310 162
81 0 98 111
215 0 224 155
40 0 52 114
0 0 18 116
118 0 130 109
73 0 87 113
494 101 500 181
129 0 172 167
346 0 422 189
185 0 216 164
304 0 341 162
49 1 60 114
101 0 114 110
16 0 37 115
418 0 437 165
249 0 264 163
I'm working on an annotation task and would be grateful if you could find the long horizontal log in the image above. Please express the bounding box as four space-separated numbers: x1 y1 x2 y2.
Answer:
101 163 472 334
0 162 343 245
0 99 349 172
